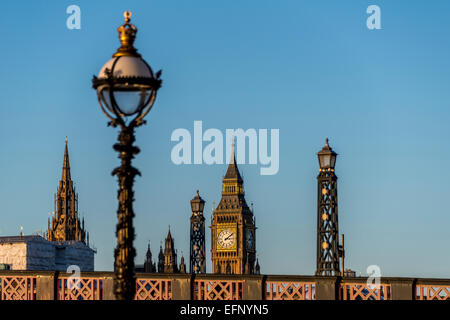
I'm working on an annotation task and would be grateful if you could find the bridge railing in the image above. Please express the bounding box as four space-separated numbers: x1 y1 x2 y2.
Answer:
340 277 392 300
416 278 450 300
0 273 36 300
264 275 317 300
0 271 449 300
57 275 103 300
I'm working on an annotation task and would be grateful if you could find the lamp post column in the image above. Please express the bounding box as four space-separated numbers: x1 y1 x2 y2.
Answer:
113 125 140 300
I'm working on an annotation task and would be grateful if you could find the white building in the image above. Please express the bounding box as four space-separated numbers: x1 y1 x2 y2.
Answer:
0 235 95 271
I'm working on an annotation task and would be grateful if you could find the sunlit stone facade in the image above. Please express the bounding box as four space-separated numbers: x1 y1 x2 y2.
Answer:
0 235 94 271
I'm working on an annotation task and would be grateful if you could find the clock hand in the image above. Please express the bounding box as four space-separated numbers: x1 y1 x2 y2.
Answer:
224 234 233 241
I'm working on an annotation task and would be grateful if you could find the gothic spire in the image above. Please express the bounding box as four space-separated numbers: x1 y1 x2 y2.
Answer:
224 139 243 183
158 243 164 273
179 254 186 273
255 258 260 275
163 228 178 273
47 138 87 244
62 136 71 181
144 241 154 273
230 139 236 164
166 226 173 242
146 241 152 259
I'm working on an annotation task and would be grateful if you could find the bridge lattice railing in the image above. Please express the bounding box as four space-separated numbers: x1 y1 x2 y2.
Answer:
265 281 316 300
416 285 450 300
135 278 172 300
57 276 102 300
340 282 391 300
194 279 243 300
0 275 36 300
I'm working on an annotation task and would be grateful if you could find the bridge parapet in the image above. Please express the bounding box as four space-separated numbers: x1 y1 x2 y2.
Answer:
416 278 450 300
0 271 448 300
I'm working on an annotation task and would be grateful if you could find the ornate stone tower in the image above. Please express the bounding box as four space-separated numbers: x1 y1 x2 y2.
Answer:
163 228 178 273
211 144 256 274
190 190 206 274
315 139 342 276
143 242 154 273
255 258 261 275
157 244 164 273
47 138 87 243
179 255 186 273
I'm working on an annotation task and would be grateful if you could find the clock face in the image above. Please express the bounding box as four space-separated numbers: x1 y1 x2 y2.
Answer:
246 230 254 249
218 229 236 249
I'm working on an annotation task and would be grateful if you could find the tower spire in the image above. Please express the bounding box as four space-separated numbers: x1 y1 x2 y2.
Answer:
230 137 236 164
144 241 153 273
47 138 87 244
255 258 260 275
62 136 71 181
224 137 243 183
163 227 178 273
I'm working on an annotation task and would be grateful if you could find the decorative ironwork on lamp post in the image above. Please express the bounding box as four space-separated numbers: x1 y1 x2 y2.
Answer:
92 11 162 300
315 138 342 276
190 190 206 274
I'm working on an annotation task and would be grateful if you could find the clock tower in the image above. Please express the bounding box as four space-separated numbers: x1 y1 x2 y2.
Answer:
211 144 256 274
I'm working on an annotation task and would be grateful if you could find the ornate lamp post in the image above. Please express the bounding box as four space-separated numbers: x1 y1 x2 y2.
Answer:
92 11 162 300
190 190 206 273
315 138 342 276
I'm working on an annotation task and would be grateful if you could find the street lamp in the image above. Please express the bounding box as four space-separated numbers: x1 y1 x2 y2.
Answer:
315 138 341 276
190 190 206 274
317 138 337 170
190 190 206 215
92 11 162 300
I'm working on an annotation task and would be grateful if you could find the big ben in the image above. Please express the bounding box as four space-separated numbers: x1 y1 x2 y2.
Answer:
211 143 256 274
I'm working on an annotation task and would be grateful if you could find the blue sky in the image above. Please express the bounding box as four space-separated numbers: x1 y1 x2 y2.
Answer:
1 0 450 277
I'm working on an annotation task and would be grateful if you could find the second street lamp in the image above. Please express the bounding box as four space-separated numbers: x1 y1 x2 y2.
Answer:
316 138 341 276
190 190 206 274
317 138 337 170
92 11 162 300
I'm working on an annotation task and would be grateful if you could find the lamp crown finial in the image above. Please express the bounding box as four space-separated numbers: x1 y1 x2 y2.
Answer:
124 10 131 22
114 11 140 57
